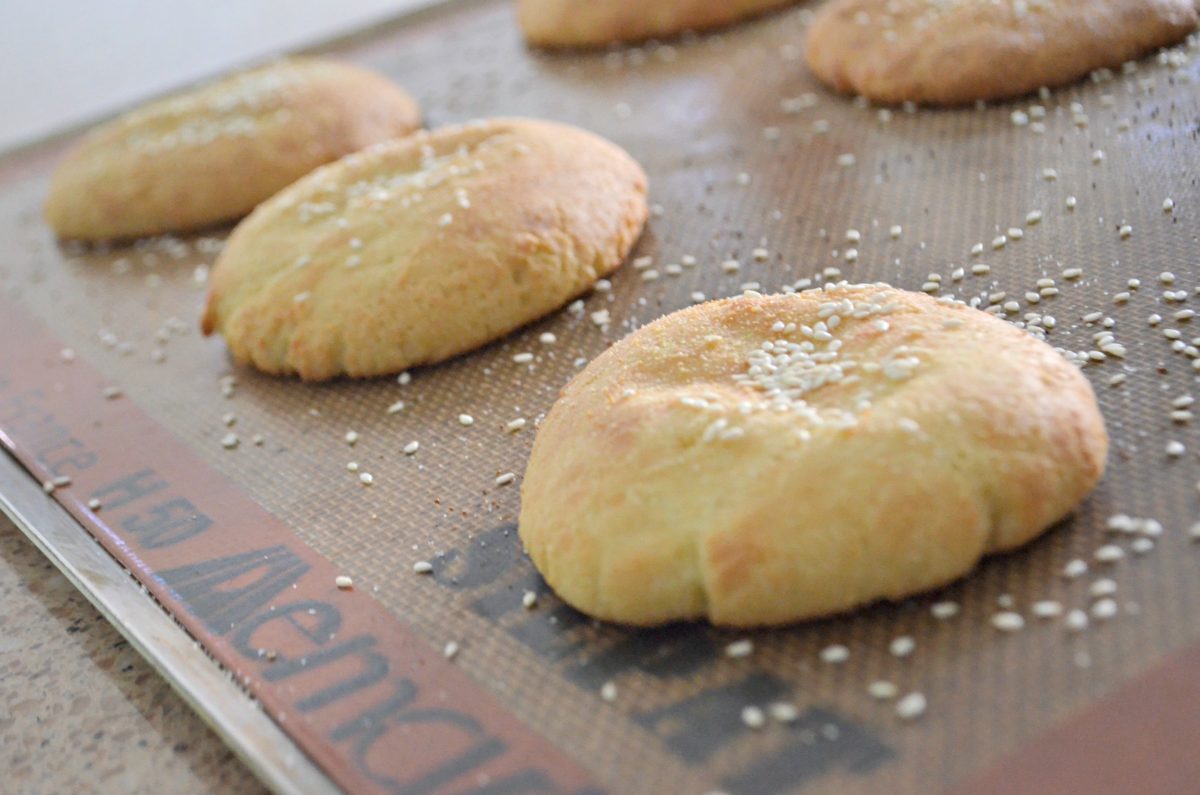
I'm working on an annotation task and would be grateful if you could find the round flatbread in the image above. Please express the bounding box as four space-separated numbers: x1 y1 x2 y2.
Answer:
201 118 648 380
517 0 798 47
805 0 1199 105
45 57 421 240
520 285 1108 627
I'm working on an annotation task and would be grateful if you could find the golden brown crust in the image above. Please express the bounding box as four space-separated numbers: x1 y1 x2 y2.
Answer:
519 286 1109 627
805 0 1200 105
201 117 648 381
517 0 798 48
44 58 421 240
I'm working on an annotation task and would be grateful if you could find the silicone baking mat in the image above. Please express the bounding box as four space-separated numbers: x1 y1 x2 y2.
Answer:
2 2 1199 793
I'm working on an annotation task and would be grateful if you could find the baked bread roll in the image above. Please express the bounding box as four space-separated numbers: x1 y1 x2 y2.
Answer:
520 286 1108 626
202 118 648 380
45 57 421 240
805 0 1199 105
517 0 798 48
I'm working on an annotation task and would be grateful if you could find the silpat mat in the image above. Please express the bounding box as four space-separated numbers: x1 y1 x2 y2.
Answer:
1 1 1200 793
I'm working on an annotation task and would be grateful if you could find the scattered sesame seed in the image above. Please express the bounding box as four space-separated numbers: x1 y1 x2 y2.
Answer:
506 418 527 433
335 575 353 589
600 681 618 702
1118 225 1133 239
741 705 766 730
358 472 374 486
539 332 556 345
1064 610 1089 632
522 591 538 609
890 225 902 239
1026 210 1043 225
888 636 915 658
513 352 534 364
1188 523 1200 541
725 639 754 658
495 472 516 486
387 400 406 415
1089 579 1118 598
1131 538 1155 555
443 641 459 660
836 153 856 167
1032 600 1063 618
768 702 799 723
991 612 1025 632
220 433 239 449
1163 198 1176 213
403 441 420 455
1094 545 1125 563
345 430 359 445
102 386 123 400
1091 598 1118 621
930 601 960 619
819 644 849 664
1166 440 1186 458
413 561 433 574
1065 196 1077 210
868 681 898 700
86 498 102 511
895 692 927 721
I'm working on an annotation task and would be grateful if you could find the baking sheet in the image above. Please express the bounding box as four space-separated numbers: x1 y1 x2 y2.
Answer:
2 2 1199 793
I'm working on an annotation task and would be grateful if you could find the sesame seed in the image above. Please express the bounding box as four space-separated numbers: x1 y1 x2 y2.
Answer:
413 561 433 574
1118 225 1133 239
600 681 618 702
1089 579 1118 598
930 601 960 619
1026 210 1043 225
1166 440 1186 457
888 636 915 657
397 372 412 385
387 400 406 415
868 681 898 700
1065 610 1089 632
513 352 534 364
506 418 527 432
971 264 991 275
1094 545 1125 563
1187 522 1200 541
895 693 927 721
836 153 856 167
1131 538 1155 555
591 309 611 326
102 386 123 400
1032 600 1063 618
1065 196 1077 210
220 433 239 449
358 472 374 485
725 639 754 658
539 332 556 344
819 644 849 664
741 706 766 729
721 259 741 274
335 575 353 589
768 702 799 723
1163 198 1176 213
522 591 538 609
991 612 1025 632
890 225 902 239
403 441 420 455
443 641 459 660
345 430 359 445
1091 599 1118 621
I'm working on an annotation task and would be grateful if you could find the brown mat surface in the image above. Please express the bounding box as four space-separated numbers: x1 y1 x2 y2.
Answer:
1 2 1199 793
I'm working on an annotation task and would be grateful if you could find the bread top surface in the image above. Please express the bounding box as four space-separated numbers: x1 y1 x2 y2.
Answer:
202 117 648 380
45 57 422 239
519 286 1109 626
805 0 1200 104
517 0 797 47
